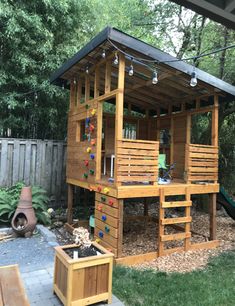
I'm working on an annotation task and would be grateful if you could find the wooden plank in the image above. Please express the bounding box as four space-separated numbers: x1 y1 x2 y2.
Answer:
94 239 118 257
95 194 119 208
188 146 218 153
85 74 90 102
117 159 158 166
117 148 158 156
185 187 191 251
95 219 118 238
0 140 9 185
95 210 118 228
162 200 192 208
12 140 20 184
94 67 100 98
189 152 218 159
190 240 219 251
105 60 111 93
117 165 158 172
117 175 156 182
117 141 158 150
95 201 118 218
96 101 102 180
161 216 192 225
161 232 191 242
212 95 219 147
94 227 118 248
115 252 158 266
24 141 31 185
0 265 30 306
188 167 217 173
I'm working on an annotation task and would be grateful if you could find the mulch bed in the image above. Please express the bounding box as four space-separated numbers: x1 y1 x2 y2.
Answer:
52 202 235 273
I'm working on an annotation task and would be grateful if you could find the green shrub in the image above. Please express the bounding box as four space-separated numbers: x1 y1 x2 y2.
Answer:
0 183 51 225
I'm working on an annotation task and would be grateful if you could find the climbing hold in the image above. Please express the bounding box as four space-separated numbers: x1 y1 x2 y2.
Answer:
105 226 110 233
83 134 87 140
98 231 103 238
85 104 90 109
108 200 114 206
87 147 91 153
91 108 96 116
90 154 95 160
97 186 102 192
101 215 107 221
89 124 95 132
84 160 89 167
89 169 95 175
83 173 88 179
85 117 90 127
101 196 106 202
96 238 101 243
97 204 102 211
103 187 110 194
90 139 96 146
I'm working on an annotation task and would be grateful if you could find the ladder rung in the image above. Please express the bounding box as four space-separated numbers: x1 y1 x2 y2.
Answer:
162 201 192 208
161 232 191 242
161 216 192 225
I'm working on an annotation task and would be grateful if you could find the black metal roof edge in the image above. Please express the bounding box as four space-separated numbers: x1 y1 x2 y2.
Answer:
170 0 235 30
50 26 111 85
50 26 235 98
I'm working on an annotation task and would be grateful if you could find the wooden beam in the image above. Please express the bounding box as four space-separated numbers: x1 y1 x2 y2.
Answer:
96 101 103 181
211 95 219 147
185 187 191 251
85 74 90 102
114 53 125 186
209 193 217 240
158 188 165 256
105 60 111 93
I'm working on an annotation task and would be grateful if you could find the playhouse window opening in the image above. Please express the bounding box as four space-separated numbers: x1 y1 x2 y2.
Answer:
191 112 212 145
76 120 86 142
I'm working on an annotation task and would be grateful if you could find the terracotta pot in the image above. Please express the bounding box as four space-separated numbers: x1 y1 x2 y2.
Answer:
11 186 37 237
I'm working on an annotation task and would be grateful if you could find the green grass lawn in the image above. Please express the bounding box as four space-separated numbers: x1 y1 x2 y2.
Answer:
113 250 235 306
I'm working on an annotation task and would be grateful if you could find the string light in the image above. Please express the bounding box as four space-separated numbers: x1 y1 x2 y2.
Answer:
73 78 77 84
128 59 134 76
152 70 158 85
85 66 89 74
113 52 119 65
34 92 38 100
190 71 197 87
102 49 106 58
62 83 65 90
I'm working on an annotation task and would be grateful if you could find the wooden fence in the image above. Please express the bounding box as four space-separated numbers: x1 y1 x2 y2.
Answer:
0 138 67 206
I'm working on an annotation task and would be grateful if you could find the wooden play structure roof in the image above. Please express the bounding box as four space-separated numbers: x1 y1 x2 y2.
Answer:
50 27 235 109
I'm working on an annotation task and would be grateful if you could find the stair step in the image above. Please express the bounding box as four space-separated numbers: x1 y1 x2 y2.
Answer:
161 232 191 242
162 201 192 208
161 216 192 225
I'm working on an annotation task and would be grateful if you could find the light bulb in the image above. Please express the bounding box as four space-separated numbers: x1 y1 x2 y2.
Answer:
35 92 38 100
73 78 77 84
152 71 158 84
190 72 197 87
85 66 89 74
102 50 106 58
128 64 134 76
113 53 118 65
62 83 65 90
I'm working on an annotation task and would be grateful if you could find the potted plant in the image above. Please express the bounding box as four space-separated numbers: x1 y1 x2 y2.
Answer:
53 227 114 306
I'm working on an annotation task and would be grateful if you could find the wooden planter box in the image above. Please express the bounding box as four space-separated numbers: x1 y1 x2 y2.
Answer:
53 242 114 306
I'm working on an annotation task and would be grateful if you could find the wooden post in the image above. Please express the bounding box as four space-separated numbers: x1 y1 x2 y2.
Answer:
170 117 174 164
158 188 165 256
209 193 217 240
105 60 111 93
156 107 160 141
185 114 191 183
185 187 191 251
94 67 100 98
76 78 82 106
96 101 103 180
67 184 73 224
114 53 125 186
118 199 124 258
85 74 90 102
69 80 75 111
212 94 219 147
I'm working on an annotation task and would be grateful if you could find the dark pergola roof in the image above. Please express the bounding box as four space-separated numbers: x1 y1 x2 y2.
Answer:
50 27 235 102
170 0 235 29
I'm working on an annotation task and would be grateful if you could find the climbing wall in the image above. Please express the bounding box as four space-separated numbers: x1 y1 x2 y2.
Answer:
66 98 98 184
94 192 123 258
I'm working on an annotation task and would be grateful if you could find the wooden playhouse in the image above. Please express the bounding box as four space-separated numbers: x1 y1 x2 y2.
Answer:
50 27 235 264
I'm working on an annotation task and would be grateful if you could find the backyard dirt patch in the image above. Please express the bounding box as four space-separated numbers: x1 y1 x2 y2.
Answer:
52 204 235 273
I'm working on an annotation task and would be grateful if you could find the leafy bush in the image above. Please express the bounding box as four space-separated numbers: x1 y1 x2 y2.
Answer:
0 183 51 225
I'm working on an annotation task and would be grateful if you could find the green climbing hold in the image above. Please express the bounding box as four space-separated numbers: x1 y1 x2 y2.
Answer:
83 173 88 179
89 169 95 175
83 134 87 140
105 226 110 233
85 104 89 109
101 196 106 202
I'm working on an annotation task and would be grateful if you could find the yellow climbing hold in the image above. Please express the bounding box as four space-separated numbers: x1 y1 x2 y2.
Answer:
87 147 91 153
103 187 110 194
91 108 96 116
96 238 101 243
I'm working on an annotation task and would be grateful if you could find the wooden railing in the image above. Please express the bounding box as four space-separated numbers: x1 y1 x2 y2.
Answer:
185 144 218 182
116 139 159 184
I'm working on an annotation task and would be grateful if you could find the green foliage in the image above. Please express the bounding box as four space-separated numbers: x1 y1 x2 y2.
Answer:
113 250 235 306
0 183 50 225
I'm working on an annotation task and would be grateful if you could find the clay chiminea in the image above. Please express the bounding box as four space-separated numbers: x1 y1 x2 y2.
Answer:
11 186 37 237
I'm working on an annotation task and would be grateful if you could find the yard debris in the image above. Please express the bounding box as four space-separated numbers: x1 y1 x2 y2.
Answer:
0 232 15 242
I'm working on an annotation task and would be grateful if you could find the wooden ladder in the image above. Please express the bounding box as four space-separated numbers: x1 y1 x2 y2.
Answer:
158 187 192 256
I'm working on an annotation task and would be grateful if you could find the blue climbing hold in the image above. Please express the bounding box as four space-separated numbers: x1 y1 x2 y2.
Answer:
102 215 107 221
98 231 103 238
